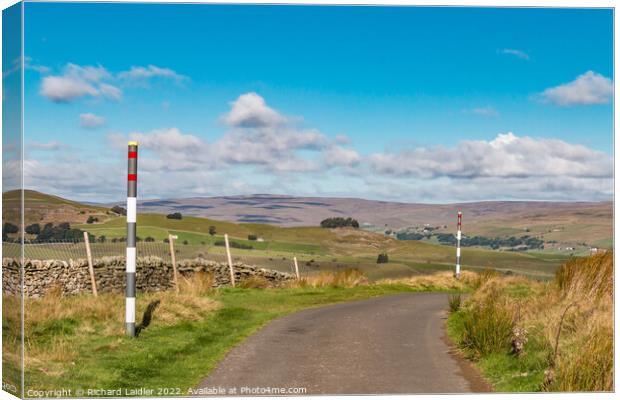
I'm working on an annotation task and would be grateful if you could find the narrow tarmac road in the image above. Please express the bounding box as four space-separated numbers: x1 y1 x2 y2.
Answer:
196 293 490 395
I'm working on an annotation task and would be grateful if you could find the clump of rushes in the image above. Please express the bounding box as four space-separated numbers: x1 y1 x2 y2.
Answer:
448 294 462 313
460 289 515 358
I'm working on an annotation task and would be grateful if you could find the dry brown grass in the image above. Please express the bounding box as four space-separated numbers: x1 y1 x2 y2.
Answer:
459 251 613 391
290 268 369 288
10 273 219 374
378 270 477 291
555 251 613 301
238 275 272 289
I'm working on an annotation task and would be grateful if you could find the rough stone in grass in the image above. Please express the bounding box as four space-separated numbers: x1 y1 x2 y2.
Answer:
511 326 528 357
2 256 294 297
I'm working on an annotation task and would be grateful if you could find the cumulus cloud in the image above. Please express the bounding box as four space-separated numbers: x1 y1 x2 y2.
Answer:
23 157 123 201
118 65 188 83
39 63 186 103
28 129 613 202
500 48 530 60
41 76 99 102
540 71 613 106
40 64 121 102
80 113 106 129
222 92 288 128
107 93 359 174
108 128 214 173
369 132 611 181
323 145 361 167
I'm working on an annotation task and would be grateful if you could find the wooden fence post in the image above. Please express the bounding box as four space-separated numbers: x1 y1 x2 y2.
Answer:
224 234 235 287
293 256 300 280
168 234 180 293
83 231 98 296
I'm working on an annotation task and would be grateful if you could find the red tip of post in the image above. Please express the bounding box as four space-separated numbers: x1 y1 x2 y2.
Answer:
128 174 137 181
128 151 137 158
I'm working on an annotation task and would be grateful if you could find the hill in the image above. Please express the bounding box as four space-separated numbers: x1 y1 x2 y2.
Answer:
2 190 115 226
101 194 611 249
73 212 567 279
2 190 584 279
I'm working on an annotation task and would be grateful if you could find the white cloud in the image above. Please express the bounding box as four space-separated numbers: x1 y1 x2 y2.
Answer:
39 63 186 103
107 94 352 174
469 106 499 117
129 128 205 152
40 64 121 103
24 57 50 74
27 129 613 202
222 92 288 128
79 113 106 129
2 56 49 79
108 128 214 172
23 158 123 201
98 83 122 101
540 71 613 106
334 134 350 144
40 76 99 102
65 63 111 82
501 48 530 60
369 132 612 180
118 65 188 82
323 145 361 167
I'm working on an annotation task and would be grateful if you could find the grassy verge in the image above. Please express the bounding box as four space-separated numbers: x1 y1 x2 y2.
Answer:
4 271 469 396
446 252 613 392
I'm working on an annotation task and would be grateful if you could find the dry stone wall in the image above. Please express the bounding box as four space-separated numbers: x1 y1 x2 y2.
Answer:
2 256 294 297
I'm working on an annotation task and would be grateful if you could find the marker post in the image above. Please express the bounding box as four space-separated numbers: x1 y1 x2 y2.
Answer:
126 141 138 336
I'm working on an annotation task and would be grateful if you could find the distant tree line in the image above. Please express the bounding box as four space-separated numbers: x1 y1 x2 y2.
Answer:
320 217 360 229
214 240 253 250
396 232 428 241
166 212 183 220
21 222 92 242
111 205 127 216
397 231 544 250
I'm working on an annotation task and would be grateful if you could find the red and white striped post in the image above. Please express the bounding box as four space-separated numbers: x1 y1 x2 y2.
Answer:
126 141 138 336
455 211 462 279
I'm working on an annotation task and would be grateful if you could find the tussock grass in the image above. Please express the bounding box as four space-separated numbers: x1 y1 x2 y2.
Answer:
448 294 462 313
447 251 613 392
4 274 219 378
460 289 515 358
555 251 613 301
238 275 271 289
291 268 369 288
379 270 477 291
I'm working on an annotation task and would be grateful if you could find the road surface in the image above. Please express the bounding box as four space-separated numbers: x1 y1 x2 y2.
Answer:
195 293 490 395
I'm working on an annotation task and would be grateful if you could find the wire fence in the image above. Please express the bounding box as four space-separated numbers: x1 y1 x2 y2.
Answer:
2 236 316 277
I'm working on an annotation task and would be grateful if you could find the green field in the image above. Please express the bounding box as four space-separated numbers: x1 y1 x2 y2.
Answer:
69 213 569 279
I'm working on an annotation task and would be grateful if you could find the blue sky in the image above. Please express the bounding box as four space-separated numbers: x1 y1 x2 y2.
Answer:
12 3 614 202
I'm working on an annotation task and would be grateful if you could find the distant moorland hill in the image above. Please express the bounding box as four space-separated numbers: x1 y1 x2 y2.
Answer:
108 194 611 249
2 190 612 250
